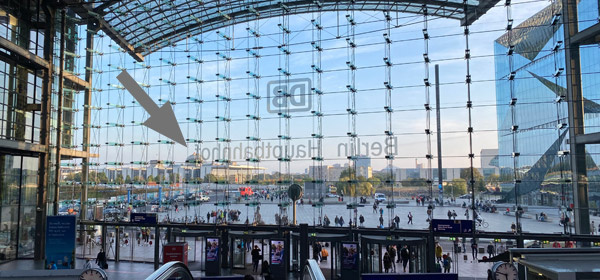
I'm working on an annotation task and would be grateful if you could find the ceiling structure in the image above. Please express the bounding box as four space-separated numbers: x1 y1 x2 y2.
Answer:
64 0 500 61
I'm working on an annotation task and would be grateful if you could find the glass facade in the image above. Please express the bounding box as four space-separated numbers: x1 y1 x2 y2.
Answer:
495 2 600 225
0 154 38 262
0 1 82 262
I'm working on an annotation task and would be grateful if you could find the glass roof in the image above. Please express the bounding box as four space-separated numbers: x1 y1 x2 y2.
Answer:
94 0 499 57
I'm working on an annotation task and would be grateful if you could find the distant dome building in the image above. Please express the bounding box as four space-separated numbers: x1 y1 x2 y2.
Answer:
184 153 203 181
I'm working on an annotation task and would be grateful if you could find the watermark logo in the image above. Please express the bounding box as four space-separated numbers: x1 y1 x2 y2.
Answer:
267 78 312 113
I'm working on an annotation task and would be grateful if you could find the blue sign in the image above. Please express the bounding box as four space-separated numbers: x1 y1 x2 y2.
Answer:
362 273 457 280
130 213 157 224
431 219 473 233
45 216 76 269
158 186 162 203
127 189 131 204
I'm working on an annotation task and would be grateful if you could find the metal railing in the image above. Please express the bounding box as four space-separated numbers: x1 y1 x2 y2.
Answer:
302 259 326 280
144 261 193 280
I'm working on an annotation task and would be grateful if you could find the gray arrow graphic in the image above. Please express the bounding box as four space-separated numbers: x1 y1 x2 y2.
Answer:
117 70 187 147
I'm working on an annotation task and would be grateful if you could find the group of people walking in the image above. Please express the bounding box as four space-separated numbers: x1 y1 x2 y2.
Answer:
382 245 411 273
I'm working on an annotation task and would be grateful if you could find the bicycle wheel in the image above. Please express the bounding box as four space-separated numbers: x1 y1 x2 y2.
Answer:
482 222 489 228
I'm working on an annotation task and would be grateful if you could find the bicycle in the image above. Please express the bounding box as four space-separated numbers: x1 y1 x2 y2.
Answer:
476 219 489 228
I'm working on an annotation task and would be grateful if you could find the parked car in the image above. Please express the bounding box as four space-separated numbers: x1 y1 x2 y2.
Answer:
176 195 185 202
326 193 339 198
374 193 387 203
196 195 210 202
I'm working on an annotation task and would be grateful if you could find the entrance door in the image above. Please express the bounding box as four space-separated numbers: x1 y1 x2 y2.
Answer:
231 238 245 269
366 243 381 273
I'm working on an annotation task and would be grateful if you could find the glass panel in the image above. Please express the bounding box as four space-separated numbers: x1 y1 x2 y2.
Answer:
0 154 20 262
18 156 38 257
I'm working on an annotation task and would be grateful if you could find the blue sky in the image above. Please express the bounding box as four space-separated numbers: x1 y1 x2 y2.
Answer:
67 0 550 173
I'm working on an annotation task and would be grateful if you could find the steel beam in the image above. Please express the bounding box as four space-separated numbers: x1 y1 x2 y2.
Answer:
80 21 96 249
570 22 600 45
63 0 144 62
34 1 54 261
575 132 600 144
563 0 590 236
54 9 66 216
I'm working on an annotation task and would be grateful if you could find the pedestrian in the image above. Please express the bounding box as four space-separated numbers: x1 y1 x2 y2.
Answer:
443 254 452 273
373 202 377 213
394 215 400 228
339 216 345 227
511 222 516 233
95 248 107 269
471 239 478 260
452 210 457 220
552 241 561 248
407 212 413 224
251 245 261 272
400 245 410 272
447 210 452 219
592 221 596 235
359 215 365 227
313 242 321 262
334 216 339 227
84 258 92 269
465 209 470 220
487 242 495 258
388 245 397 273
379 215 384 228
380 207 384 216
383 252 392 273
435 242 443 263
261 260 271 280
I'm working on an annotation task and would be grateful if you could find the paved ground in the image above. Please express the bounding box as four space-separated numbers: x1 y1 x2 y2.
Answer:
149 198 585 234
6 198 596 279
69 197 600 279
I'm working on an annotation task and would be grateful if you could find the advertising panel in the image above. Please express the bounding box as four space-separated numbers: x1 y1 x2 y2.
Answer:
270 240 285 265
341 242 359 270
206 238 219 262
45 216 76 269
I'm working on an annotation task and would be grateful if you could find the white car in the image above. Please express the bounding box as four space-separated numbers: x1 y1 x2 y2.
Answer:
196 195 210 202
374 193 387 203
326 193 339 198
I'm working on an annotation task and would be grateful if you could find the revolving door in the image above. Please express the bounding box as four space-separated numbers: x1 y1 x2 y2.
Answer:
360 235 427 274
229 231 279 270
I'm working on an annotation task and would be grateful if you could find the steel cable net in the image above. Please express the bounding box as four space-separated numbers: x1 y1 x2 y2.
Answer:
55 0 599 236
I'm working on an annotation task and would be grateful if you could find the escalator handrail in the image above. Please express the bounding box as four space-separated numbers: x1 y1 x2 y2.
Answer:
303 259 326 280
144 261 194 280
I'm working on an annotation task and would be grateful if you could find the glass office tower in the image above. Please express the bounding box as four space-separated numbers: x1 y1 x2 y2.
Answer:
495 2 600 213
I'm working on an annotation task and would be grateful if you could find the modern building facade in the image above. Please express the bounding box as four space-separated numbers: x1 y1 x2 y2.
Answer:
494 1 600 224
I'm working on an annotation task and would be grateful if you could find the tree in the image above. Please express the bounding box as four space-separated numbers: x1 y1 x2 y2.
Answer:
486 174 500 188
115 174 124 185
460 168 486 192
368 177 382 188
147 175 155 183
125 175 132 184
400 178 429 187
444 178 467 197
133 176 141 183
204 174 218 183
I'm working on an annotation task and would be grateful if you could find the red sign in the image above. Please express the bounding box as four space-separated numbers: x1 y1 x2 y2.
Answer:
163 242 188 265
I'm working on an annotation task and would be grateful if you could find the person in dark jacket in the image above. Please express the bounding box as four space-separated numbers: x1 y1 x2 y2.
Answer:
383 252 392 273
261 260 271 280
487 242 495 258
251 245 261 272
400 245 410 272
388 245 397 273
95 248 107 269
